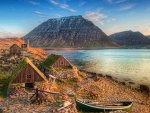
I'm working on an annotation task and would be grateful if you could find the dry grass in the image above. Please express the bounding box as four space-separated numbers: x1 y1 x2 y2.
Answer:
0 38 24 50
28 48 48 59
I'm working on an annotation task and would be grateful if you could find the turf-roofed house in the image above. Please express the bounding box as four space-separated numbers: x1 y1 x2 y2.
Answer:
40 54 78 79
8 58 50 90
9 42 29 56
10 44 22 56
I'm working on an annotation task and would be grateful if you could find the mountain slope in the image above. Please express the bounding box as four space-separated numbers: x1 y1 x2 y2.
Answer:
109 31 150 47
23 16 117 48
147 35 150 39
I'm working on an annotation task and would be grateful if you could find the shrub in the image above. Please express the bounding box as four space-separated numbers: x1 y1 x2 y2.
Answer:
71 78 78 82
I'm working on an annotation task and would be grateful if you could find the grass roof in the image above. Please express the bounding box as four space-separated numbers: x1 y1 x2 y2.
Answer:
40 54 61 69
8 58 48 84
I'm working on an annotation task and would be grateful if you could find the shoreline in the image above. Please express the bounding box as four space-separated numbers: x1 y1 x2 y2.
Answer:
31 47 150 50
77 70 150 112
80 69 150 94
34 47 124 50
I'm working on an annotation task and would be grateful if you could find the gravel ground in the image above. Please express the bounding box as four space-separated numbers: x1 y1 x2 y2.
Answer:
77 75 150 113
1 92 77 113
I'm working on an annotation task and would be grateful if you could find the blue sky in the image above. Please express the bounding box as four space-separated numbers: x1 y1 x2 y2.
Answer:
0 0 150 37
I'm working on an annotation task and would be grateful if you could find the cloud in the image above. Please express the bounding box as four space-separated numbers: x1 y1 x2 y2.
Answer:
142 26 150 35
32 11 49 18
28 1 40 6
144 28 150 35
119 3 135 11
84 11 107 25
60 4 69 8
107 0 113 4
49 0 76 12
79 1 86 7
49 0 59 5
106 18 116 23
55 14 63 17
0 28 19 38
107 0 127 4
0 32 18 38
106 0 135 11
114 0 128 4
59 3 76 12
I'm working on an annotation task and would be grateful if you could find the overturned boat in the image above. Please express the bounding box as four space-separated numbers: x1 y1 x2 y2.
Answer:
76 99 133 112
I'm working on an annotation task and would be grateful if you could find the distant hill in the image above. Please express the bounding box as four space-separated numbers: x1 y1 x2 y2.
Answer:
0 38 24 50
109 31 150 47
147 35 150 39
23 16 117 49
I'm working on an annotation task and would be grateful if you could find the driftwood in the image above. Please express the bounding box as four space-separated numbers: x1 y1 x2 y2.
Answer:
57 102 73 111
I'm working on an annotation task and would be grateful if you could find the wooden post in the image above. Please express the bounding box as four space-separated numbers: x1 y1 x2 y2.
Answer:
35 88 39 104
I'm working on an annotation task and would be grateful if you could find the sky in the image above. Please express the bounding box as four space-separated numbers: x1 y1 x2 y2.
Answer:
0 0 150 38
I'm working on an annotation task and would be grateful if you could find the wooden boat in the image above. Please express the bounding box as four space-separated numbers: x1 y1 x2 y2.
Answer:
76 99 133 112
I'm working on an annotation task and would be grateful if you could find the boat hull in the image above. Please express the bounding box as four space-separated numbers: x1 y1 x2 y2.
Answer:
76 100 133 112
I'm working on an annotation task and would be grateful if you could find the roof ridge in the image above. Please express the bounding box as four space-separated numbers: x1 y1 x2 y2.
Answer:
25 58 48 82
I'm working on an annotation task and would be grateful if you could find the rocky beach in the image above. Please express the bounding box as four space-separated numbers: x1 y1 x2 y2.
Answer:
0 70 150 113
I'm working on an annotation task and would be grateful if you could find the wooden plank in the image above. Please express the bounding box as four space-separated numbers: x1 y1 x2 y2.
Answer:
57 103 73 111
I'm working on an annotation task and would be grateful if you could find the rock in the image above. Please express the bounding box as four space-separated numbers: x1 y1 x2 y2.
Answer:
139 85 149 93
66 88 75 96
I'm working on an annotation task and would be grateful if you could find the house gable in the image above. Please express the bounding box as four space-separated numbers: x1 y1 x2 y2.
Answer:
10 58 48 84
10 44 21 49
52 56 72 68
12 64 46 83
10 44 21 55
41 54 73 68
40 54 60 69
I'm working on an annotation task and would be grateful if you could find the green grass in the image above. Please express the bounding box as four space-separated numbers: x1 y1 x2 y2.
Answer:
40 54 60 69
0 72 10 98
55 67 73 72
56 78 78 88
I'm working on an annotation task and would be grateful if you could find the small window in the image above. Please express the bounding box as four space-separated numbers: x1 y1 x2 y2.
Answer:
27 74 31 79
61 62 63 65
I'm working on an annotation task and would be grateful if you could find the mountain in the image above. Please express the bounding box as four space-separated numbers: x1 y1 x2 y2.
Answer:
147 35 150 39
109 31 150 47
23 16 117 49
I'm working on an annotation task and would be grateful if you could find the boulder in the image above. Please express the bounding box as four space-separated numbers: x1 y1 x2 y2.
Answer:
139 85 149 93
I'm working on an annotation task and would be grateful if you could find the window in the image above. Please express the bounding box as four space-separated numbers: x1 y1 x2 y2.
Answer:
21 44 27 49
27 74 31 79
61 61 63 65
